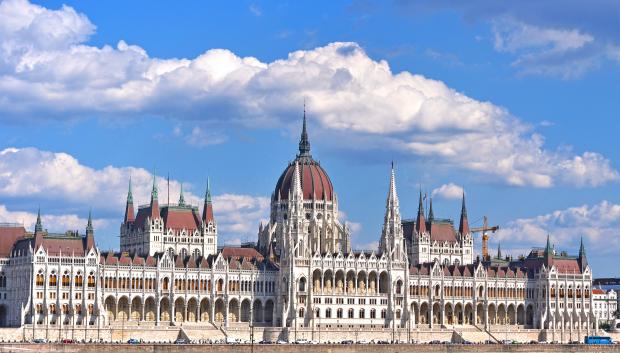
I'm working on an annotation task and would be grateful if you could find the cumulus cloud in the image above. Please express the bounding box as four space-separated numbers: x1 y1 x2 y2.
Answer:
496 200 620 256
431 183 464 199
0 204 108 233
0 0 617 187
0 147 269 245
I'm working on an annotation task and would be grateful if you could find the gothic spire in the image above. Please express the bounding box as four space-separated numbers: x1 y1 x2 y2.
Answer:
149 174 160 219
127 175 133 204
298 107 311 158
86 209 94 235
458 191 469 235
202 178 214 223
578 236 588 271
151 174 158 200
544 234 553 267
178 183 185 206
381 163 402 254
124 177 135 223
428 198 434 222
497 242 502 259
416 189 426 233
35 207 43 233
291 161 303 200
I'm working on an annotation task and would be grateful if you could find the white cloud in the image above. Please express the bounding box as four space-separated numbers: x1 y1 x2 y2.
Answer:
0 0 617 188
491 19 607 78
0 146 269 244
497 200 620 255
431 183 463 199
0 204 108 233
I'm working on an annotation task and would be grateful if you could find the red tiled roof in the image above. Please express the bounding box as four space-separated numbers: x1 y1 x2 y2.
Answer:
0 226 26 257
553 258 582 274
161 207 201 231
429 223 458 243
221 247 263 260
592 289 605 295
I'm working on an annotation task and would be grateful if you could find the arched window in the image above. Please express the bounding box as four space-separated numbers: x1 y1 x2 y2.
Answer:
298 307 305 318
337 308 343 318
443 258 450 266
298 277 306 292
359 309 365 319
396 309 401 319
370 309 376 319
348 308 354 319
49 273 57 287
163 277 169 290
62 273 70 287
381 309 386 319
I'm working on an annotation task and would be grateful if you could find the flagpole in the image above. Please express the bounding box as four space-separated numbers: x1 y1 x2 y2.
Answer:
167 172 170 207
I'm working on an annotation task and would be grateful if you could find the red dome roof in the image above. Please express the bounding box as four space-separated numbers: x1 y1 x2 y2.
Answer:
274 159 334 201
275 110 334 201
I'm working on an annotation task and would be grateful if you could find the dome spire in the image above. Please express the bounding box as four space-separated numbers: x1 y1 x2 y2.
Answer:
35 207 43 233
298 104 311 158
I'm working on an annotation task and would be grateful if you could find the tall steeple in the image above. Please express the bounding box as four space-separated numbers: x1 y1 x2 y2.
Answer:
496 242 502 259
124 177 135 223
202 178 214 223
86 209 94 236
381 162 403 258
298 107 311 158
150 174 160 219
35 207 43 233
178 183 186 206
415 190 426 233
458 192 469 235
428 198 434 222
578 236 588 271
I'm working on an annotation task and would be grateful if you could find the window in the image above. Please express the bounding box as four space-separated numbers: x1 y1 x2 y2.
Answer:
370 309 376 319
326 308 332 318
49 274 57 287
348 308 354 319
337 308 343 319
359 309 365 319
298 307 305 318
381 309 386 319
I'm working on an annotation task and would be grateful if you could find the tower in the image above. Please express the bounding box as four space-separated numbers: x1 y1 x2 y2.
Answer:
380 163 404 261
202 178 218 256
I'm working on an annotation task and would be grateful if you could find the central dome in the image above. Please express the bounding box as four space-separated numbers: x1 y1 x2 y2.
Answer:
274 158 334 201
273 112 334 202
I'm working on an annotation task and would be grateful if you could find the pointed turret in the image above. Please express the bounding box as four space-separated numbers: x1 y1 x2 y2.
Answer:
86 209 94 236
298 108 311 158
458 192 469 235
544 234 553 267
202 178 214 223
179 183 186 206
34 207 43 233
415 190 426 233
149 175 160 219
496 242 502 259
428 198 434 222
578 236 588 271
124 177 135 223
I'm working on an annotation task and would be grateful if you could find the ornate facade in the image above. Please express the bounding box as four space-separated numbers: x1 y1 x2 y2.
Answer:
0 112 599 342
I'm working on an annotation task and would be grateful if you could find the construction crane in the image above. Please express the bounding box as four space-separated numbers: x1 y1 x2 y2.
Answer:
470 216 499 261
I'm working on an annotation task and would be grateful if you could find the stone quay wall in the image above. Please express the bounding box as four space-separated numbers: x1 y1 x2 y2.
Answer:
0 343 619 353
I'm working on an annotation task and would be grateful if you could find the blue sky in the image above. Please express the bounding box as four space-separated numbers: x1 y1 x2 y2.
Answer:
0 0 619 276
